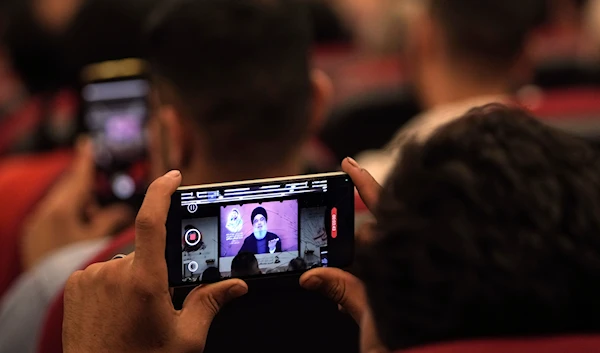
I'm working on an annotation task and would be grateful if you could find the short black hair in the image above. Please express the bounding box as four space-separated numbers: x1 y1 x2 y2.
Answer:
202 266 221 283
146 0 312 170
358 104 600 350
231 252 261 278
430 0 547 69
288 257 307 271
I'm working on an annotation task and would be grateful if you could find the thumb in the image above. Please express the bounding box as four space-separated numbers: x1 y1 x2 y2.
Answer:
89 205 135 238
178 279 248 346
300 268 367 323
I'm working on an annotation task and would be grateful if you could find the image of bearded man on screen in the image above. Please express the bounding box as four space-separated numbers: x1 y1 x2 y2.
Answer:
238 206 282 255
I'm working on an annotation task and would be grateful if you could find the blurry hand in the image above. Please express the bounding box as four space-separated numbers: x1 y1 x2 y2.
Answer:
21 138 133 271
63 171 248 353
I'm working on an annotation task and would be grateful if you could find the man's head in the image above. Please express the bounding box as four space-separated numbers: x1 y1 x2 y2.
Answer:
1 0 160 93
357 104 600 350
251 207 268 240
145 0 332 183
405 0 547 106
231 252 261 278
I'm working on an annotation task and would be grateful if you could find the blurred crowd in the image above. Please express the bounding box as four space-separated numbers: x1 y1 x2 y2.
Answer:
0 0 599 353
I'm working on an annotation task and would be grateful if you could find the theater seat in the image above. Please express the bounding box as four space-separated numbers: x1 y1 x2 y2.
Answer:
37 228 135 353
0 150 73 298
520 87 600 145
319 86 420 163
404 335 600 353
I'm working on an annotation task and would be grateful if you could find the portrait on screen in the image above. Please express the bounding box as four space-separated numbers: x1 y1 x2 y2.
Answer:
220 200 299 257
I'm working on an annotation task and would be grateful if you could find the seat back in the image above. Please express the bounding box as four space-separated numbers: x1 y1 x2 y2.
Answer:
521 87 600 144
0 151 73 298
404 335 600 353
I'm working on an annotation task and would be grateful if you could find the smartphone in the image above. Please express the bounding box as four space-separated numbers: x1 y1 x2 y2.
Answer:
79 58 150 208
166 172 355 287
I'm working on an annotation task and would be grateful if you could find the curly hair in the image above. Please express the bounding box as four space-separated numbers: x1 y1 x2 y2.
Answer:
357 104 600 350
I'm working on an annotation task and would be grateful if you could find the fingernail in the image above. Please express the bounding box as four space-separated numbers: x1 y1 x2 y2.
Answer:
166 170 181 178
302 276 323 290
346 157 360 169
228 284 248 298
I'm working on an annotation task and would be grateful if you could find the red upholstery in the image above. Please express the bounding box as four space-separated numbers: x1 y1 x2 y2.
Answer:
37 227 136 353
403 335 600 353
355 191 368 213
525 88 600 119
0 150 74 298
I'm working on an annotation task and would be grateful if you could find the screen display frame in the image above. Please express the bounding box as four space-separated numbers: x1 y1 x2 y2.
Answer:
166 172 355 287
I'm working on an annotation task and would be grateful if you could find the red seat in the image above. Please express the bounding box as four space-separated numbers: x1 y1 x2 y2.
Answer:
520 87 600 138
37 228 135 353
0 150 74 298
404 335 600 353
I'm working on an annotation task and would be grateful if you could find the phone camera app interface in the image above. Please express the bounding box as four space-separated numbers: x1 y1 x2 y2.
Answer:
178 177 338 283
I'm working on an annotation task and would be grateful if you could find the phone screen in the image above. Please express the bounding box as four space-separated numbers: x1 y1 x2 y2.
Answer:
81 78 149 206
166 172 354 287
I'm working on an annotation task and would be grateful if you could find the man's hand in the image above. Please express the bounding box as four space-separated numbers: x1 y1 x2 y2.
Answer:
300 267 367 323
299 157 380 323
21 138 133 271
63 171 248 353
268 238 279 253
342 157 381 244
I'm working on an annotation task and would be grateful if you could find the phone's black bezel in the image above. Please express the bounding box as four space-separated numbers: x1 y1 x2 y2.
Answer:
166 173 355 287
77 69 150 209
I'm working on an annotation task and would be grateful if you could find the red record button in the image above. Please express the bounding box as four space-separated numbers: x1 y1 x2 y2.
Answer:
185 229 202 246
331 207 338 239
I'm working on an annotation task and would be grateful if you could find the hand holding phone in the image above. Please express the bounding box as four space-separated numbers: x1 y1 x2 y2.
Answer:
63 171 247 353
166 172 355 287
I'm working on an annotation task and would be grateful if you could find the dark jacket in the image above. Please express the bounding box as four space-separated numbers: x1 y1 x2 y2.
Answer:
238 232 282 255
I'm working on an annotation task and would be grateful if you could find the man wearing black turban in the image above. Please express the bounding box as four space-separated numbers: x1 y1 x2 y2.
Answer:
238 206 282 255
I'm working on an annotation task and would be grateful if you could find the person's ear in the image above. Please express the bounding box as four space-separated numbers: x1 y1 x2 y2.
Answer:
309 69 334 135
158 105 186 170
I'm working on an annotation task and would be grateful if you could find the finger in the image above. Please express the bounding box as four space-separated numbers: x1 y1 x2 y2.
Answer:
178 279 248 348
341 157 382 211
89 204 135 238
68 136 96 203
134 170 182 269
300 267 367 323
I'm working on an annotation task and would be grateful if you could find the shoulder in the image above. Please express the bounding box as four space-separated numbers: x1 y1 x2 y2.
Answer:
267 232 280 240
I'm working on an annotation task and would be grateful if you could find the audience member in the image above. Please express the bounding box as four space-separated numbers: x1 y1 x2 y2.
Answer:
356 0 548 184
0 1 332 352
63 104 600 352
303 104 600 352
201 267 221 283
230 252 262 278
288 257 308 271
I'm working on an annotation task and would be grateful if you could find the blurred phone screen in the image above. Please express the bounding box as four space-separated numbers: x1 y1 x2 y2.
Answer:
81 77 149 207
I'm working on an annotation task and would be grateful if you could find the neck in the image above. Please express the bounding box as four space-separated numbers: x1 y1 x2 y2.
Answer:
419 60 512 109
180 153 305 186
